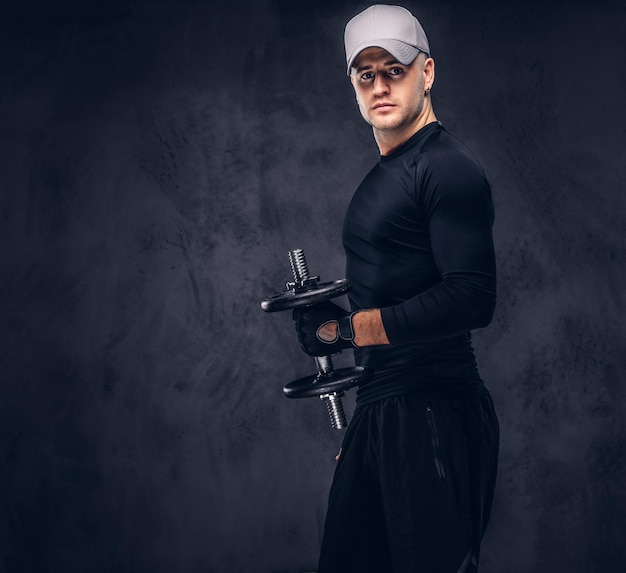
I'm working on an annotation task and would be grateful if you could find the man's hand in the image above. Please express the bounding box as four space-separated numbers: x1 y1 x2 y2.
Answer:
292 301 356 357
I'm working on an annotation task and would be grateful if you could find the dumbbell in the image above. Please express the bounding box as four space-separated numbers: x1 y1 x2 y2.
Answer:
261 249 372 429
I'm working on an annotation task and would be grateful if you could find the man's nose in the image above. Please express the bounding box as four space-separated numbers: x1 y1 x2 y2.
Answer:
372 73 390 95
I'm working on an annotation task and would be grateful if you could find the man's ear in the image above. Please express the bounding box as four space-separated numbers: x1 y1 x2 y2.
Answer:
424 57 435 89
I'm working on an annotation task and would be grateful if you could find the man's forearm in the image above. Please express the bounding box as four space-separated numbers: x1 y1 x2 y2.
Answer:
352 309 390 347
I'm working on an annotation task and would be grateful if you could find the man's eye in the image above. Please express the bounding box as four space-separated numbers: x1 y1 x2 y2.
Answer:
361 72 374 82
388 67 404 76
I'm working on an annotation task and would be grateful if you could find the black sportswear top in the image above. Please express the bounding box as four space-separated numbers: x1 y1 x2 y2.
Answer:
342 121 496 405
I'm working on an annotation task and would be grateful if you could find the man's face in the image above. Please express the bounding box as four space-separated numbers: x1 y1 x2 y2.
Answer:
350 47 430 134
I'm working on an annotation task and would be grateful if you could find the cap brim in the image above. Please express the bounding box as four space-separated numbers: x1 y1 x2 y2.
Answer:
346 40 421 75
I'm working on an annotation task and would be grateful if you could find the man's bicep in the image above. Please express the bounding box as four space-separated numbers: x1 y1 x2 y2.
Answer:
426 175 496 282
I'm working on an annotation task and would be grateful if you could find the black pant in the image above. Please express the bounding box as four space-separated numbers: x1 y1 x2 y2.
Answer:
317 388 499 573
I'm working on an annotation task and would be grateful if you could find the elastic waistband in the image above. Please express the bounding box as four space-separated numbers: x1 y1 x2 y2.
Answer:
355 378 487 408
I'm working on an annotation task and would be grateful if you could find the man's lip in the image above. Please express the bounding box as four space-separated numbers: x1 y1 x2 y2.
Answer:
372 103 395 110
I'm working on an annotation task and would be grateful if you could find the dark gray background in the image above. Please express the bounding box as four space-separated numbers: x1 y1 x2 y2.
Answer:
1 0 625 571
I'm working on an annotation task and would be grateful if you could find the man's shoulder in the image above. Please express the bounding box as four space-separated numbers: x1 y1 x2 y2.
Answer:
406 127 491 213
418 127 483 170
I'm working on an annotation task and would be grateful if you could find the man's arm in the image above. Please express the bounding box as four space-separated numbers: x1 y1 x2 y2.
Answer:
379 159 496 345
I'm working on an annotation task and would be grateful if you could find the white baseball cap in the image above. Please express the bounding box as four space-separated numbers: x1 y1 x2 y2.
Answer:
344 5 430 75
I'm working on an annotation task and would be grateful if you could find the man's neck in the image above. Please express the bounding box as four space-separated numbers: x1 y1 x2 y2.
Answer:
374 107 438 156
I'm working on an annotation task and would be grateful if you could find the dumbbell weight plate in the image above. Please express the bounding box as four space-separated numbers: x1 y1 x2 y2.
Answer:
261 279 351 313
283 366 372 398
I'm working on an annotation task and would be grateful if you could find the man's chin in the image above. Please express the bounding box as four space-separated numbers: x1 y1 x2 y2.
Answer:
370 119 404 132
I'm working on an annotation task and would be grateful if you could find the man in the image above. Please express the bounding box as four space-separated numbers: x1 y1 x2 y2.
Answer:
293 5 499 573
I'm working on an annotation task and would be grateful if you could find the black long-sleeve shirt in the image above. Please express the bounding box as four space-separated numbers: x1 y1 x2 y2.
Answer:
342 121 496 405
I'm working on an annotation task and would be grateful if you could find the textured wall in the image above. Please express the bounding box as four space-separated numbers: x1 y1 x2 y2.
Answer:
1 0 625 572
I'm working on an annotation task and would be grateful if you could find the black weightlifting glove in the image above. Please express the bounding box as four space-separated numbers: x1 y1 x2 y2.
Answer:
292 301 356 357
